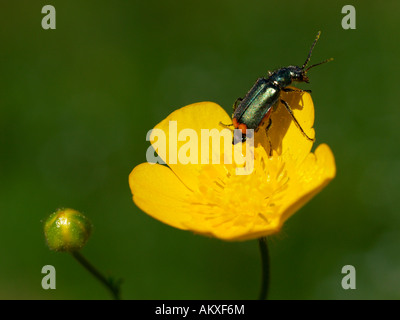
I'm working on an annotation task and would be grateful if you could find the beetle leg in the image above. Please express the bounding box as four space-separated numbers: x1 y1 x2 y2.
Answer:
280 99 315 142
233 98 243 112
232 132 246 145
265 118 273 156
219 121 234 132
282 88 312 93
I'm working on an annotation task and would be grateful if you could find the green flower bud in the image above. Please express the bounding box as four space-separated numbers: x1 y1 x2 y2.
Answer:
44 208 92 252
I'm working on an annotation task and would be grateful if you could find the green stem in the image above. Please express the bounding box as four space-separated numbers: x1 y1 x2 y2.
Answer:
71 251 121 300
258 237 270 300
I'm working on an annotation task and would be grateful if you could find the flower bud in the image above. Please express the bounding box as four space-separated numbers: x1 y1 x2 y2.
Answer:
44 208 92 252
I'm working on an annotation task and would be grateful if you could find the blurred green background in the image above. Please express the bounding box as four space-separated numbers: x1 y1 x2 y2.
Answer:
1 0 399 299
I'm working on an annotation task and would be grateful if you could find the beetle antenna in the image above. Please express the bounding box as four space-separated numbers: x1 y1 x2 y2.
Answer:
302 31 321 69
305 57 334 72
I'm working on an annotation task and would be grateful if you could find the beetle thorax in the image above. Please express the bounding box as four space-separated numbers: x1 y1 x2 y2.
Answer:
270 66 309 88
270 67 295 88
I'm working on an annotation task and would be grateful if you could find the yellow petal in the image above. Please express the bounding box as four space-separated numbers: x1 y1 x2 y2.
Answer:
129 163 193 230
278 143 336 225
150 102 233 191
255 87 315 163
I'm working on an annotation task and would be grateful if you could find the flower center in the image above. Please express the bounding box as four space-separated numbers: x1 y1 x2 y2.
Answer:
189 146 290 228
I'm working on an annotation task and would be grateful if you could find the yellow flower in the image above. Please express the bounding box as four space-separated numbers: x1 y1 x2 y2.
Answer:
129 89 336 241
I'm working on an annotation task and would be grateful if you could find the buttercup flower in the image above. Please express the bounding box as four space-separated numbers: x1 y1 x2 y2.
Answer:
129 89 335 241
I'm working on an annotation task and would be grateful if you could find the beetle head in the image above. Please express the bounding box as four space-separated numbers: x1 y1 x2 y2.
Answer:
289 66 310 83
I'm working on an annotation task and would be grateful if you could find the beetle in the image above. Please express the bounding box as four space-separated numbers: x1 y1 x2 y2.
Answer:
223 31 332 145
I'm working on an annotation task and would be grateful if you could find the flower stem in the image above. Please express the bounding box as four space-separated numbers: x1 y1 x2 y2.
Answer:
71 251 121 300
258 237 270 300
